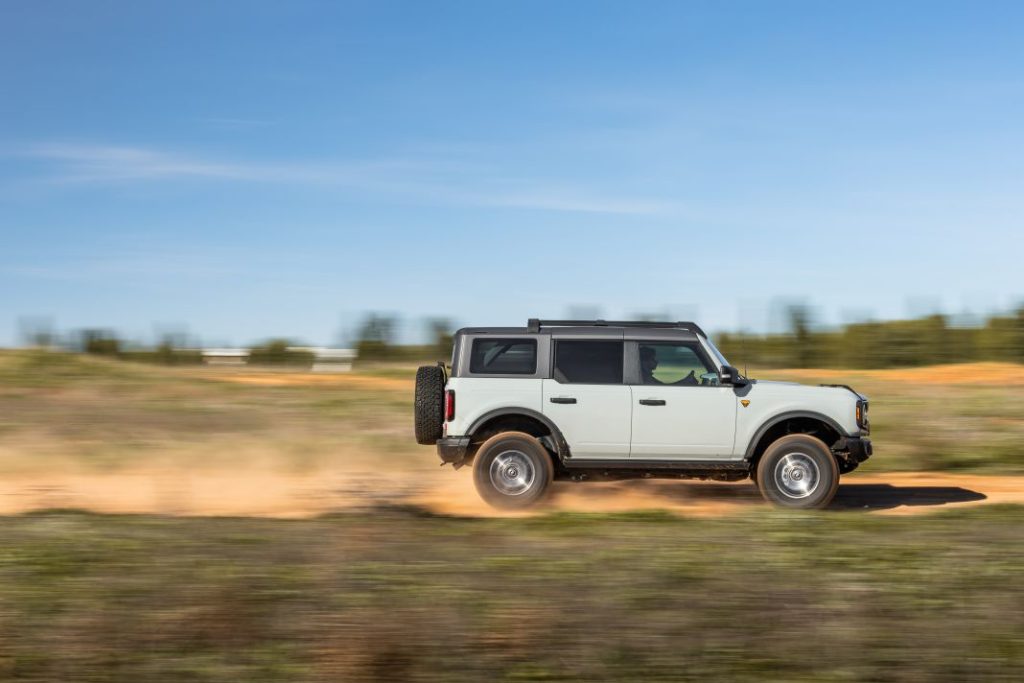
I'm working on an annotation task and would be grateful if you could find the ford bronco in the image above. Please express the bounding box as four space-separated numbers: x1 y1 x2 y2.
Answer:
414 319 871 509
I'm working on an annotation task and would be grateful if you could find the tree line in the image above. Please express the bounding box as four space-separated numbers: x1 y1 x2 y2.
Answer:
23 314 454 367
715 306 1024 369
22 308 1024 369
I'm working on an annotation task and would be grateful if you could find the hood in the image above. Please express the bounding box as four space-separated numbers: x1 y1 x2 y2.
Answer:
748 380 866 402
819 383 868 401
746 379 867 407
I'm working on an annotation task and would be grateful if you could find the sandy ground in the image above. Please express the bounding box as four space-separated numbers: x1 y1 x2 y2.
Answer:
0 466 1019 518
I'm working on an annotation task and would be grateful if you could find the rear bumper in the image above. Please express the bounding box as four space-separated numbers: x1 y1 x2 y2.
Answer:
437 436 471 465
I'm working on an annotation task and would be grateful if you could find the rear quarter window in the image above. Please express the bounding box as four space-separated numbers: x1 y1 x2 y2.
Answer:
469 338 537 375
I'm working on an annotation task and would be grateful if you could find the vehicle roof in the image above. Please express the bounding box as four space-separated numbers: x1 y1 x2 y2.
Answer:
455 320 705 341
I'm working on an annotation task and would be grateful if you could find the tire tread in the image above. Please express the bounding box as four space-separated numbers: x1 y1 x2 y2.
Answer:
414 365 446 445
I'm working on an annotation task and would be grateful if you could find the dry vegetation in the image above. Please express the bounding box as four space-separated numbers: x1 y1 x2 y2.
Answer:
1 350 1021 480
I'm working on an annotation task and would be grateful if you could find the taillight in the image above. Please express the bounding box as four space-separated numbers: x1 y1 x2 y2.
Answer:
444 390 455 421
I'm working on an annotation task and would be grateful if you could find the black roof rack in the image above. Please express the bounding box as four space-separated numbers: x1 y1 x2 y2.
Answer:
527 319 706 337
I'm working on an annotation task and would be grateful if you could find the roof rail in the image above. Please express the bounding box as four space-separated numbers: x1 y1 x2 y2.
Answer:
526 319 706 337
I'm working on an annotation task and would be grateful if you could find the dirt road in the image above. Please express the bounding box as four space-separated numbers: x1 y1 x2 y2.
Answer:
0 467 1019 518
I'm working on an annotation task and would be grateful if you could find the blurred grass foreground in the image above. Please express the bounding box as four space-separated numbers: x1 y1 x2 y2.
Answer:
0 507 1021 681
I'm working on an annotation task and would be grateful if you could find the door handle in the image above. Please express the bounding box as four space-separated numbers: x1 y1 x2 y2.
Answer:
550 397 577 404
639 399 666 406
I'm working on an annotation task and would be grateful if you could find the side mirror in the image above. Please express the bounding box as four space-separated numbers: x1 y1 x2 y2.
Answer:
721 365 749 386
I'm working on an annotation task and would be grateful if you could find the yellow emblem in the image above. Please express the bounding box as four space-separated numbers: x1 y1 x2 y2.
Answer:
740 400 750 407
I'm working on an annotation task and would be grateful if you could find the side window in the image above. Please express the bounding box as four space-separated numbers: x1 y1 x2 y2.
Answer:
469 338 537 375
639 343 718 386
554 341 624 384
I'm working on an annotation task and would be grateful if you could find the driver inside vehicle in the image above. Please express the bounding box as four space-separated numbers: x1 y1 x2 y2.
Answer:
640 345 699 386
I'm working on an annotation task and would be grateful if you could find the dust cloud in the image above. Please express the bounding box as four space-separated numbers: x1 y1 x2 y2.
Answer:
0 465 1016 518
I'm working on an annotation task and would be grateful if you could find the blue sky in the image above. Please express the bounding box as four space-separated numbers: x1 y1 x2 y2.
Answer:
2 1 1022 346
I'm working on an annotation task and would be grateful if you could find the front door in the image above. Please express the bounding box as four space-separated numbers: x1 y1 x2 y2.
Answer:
541 339 631 459
628 341 737 459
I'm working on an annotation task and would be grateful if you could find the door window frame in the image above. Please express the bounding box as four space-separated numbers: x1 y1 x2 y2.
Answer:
550 339 627 385
625 340 721 387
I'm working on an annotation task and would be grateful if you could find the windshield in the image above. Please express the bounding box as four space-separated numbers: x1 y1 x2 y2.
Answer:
704 336 731 369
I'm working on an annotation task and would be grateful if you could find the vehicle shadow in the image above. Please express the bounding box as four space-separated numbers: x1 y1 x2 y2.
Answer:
830 484 987 511
558 480 988 513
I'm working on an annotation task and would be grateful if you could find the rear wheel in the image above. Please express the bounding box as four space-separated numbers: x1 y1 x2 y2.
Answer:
756 434 839 509
414 365 445 445
473 431 554 510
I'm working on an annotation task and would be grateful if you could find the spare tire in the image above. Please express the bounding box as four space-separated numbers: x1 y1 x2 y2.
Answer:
414 365 446 445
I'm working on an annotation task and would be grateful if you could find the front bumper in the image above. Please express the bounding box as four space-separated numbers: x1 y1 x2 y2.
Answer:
437 436 471 466
835 436 873 463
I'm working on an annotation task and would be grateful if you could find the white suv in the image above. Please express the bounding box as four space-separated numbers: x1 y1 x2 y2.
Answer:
415 319 871 509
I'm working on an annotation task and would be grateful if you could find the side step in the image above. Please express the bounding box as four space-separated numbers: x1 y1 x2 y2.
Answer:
561 459 751 482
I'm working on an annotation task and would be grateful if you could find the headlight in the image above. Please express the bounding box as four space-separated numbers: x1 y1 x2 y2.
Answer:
856 400 869 430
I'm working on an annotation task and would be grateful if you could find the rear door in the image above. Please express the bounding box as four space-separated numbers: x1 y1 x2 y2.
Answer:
542 339 632 459
628 341 737 459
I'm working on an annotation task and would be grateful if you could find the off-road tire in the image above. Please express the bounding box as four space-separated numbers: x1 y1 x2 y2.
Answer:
756 434 839 509
473 431 554 510
414 365 445 445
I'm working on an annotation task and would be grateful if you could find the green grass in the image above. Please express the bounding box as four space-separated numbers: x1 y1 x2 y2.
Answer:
0 506 1019 681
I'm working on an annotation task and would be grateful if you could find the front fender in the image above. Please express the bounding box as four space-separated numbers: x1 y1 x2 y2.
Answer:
742 410 850 460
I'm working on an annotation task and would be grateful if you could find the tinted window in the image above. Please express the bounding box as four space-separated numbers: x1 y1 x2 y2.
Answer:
554 341 623 384
639 342 718 386
470 338 537 375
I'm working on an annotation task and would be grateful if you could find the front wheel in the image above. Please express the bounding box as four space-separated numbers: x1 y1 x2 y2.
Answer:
473 431 554 510
756 434 839 509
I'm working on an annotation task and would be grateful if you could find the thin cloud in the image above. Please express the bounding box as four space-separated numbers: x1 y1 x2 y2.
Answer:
198 117 276 129
18 142 678 216
27 143 258 182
